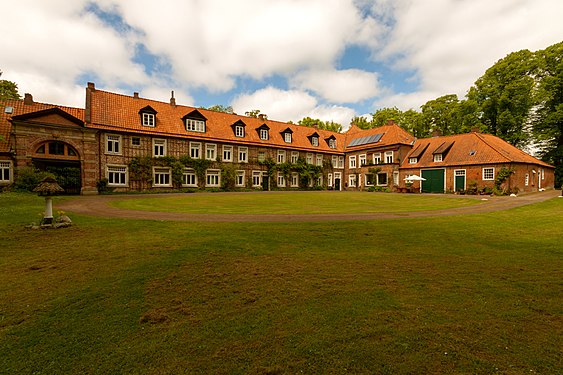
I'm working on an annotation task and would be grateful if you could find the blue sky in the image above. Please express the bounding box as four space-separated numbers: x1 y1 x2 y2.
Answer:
2 0 563 127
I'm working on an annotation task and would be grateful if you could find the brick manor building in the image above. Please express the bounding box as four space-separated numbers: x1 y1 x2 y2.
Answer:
0 83 555 194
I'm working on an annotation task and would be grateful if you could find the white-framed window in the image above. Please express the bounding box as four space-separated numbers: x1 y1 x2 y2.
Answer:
182 169 198 187
257 151 266 162
349 174 357 187
291 172 299 187
359 154 366 167
434 154 443 162
409 157 417 164
332 156 338 168
0 161 12 183
311 137 319 146
483 167 495 180
525 173 529 186
206 143 217 160
107 165 128 186
291 151 299 164
316 154 323 167
541 168 545 180
373 153 381 164
284 133 292 143
106 134 121 155
223 145 233 162
260 128 269 140
236 170 245 187
328 173 333 187
306 153 313 165
393 171 399 186
316 175 323 187
235 125 244 138
328 138 336 149
238 147 248 163
365 174 374 186
385 151 394 164
190 142 201 159
349 155 357 169
153 167 171 187
377 173 388 186
206 169 221 187
186 119 205 132
131 137 141 146
142 113 155 127
277 150 286 164
277 172 286 187
252 171 262 187
153 138 167 157
338 156 344 169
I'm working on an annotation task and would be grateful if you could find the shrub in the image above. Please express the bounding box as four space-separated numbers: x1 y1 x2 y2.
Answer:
96 178 109 193
13 166 55 192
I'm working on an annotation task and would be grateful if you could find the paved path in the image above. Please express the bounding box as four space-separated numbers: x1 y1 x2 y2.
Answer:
57 189 561 222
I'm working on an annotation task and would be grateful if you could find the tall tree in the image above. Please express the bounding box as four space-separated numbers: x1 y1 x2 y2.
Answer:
371 107 403 127
350 116 372 130
468 50 536 146
0 71 21 100
298 117 342 133
420 94 462 136
206 104 234 114
532 42 563 187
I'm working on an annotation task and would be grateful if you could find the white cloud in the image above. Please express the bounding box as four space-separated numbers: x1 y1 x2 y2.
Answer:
291 69 380 103
231 86 356 125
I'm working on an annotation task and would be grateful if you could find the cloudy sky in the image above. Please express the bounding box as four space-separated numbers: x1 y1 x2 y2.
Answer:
2 0 563 126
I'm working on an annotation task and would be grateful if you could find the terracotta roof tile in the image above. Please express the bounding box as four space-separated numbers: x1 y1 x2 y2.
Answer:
344 122 416 151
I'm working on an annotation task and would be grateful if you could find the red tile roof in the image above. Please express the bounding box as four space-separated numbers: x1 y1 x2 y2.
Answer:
344 122 416 151
402 132 553 169
0 99 84 153
88 88 347 153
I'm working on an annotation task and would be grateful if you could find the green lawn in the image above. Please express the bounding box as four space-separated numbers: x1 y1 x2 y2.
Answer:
109 191 482 214
0 192 561 374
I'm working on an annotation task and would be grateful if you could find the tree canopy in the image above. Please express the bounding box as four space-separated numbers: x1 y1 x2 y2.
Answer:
0 71 21 100
298 117 342 133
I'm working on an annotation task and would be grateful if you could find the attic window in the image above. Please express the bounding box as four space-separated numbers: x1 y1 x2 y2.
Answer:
281 128 293 144
409 157 417 164
139 106 157 127
311 136 319 146
433 154 443 162
183 110 207 133
469 150 476 156
257 124 270 140
231 120 246 138
328 138 336 149
4 106 13 114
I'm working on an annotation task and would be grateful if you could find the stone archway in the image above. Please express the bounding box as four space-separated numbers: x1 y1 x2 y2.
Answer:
32 141 82 194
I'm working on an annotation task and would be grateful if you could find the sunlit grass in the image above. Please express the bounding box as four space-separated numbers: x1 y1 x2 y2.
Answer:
0 193 561 373
109 191 482 214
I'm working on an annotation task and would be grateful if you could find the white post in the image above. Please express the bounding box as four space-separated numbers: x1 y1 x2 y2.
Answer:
44 196 53 224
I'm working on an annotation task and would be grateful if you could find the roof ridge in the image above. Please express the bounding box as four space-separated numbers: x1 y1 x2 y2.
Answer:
473 132 514 162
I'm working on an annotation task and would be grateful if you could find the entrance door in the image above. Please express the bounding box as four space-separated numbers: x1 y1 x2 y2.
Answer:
454 170 466 192
421 169 445 193
262 175 269 191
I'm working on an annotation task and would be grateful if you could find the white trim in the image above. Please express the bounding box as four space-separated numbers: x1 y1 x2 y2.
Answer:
373 153 381 165
153 167 172 187
205 143 217 160
106 164 128 187
454 169 466 191
153 138 167 157
222 145 233 162
238 146 248 163
105 134 122 155
205 169 221 187
190 142 201 159
482 167 495 181
349 155 357 169
0 161 13 184
142 113 155 127
252 170 262 187
182 168 198 187
235 170 245 187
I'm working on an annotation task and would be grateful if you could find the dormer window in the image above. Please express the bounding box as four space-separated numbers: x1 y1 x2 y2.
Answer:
308 132 320 147
433 154 443 162
231 120 246 138
409 157 418 164
326 136 337 149
139 106 157 127
285 133 292 143
260 128 268 140
183 110 207 133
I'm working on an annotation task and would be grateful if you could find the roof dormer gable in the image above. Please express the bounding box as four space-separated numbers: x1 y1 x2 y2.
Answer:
231 119 246 138
308 132 320 146
182 110 207 133
139 105 157 127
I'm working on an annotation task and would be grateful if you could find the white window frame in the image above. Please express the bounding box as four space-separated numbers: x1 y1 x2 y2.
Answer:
306 153 313 165
291 172 299 187
393 171 399 186
291 151 299 164
205 169 221 187
359 154 366 167
186 118 205 132
277 150 286 164
153 167 172 187
316 154 323 167
385 151 394 164
106 165 128 187
236 170 245 187
541 168 545 180
238 147 248 163
182 168 198 187
338 156 344 169
153 138 167 157
277 172 286 187
525 173 529 186
284 133 292 143
348 174 357 187
257 151 266 162
409 157 417 164
252 171 262 187
482 167 495 181
328 138 336 149
328 173 333 188
205 143 217 160
106 134 122 155
311 137 319 146
0 161 13 183
259 128 269 140
190 142 201 159
349 155 357 169
235 125 244 138
142 113 155 127
433 154 443 162
222 145 233 162
373 153 381 165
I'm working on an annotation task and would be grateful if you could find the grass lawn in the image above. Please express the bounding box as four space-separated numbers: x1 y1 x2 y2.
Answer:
109 191 482 214
0 192 561 374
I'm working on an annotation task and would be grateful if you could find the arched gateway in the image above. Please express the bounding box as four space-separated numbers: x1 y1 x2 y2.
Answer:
32 140 82 194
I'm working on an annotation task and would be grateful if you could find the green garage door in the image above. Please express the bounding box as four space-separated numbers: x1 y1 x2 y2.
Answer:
421 169 445 193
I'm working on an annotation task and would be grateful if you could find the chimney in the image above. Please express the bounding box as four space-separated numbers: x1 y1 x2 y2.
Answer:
432 129 443 137
133 92 139 99
471 126 481 133
23 93 34 105
87 82 96 91
386 119 395 126
170 91 176 107
258 113 267 121
85 83 95 124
